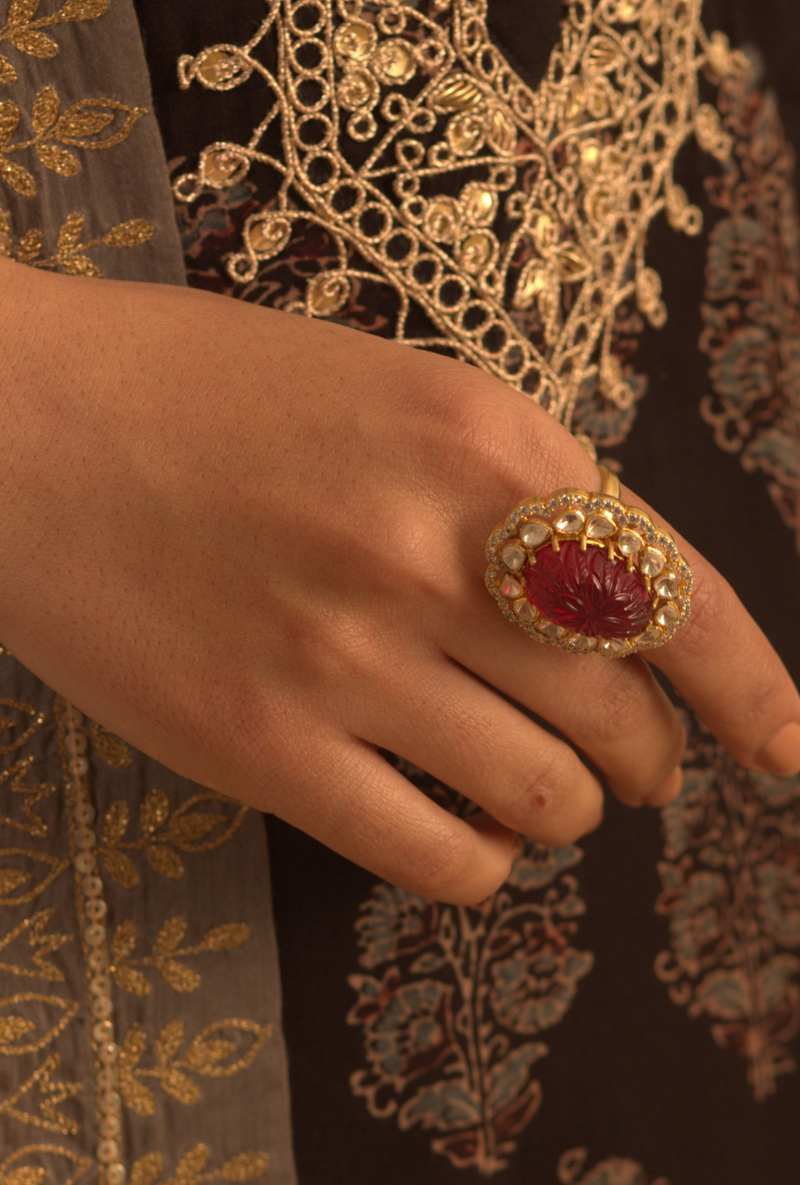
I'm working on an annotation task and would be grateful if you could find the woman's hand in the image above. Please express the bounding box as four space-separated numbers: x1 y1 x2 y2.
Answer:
2 259 799 904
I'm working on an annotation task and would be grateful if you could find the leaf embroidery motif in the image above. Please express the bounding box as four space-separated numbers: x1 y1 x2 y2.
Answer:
0 87 145 197
109 914 251 997
347 770 592 1176
118 1018 271 1117
655 716 800 1099
129 1147 270 1185
0 0 108 85
98 789 248 889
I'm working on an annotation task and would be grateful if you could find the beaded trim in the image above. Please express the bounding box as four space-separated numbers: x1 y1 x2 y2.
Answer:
57 698 125 1185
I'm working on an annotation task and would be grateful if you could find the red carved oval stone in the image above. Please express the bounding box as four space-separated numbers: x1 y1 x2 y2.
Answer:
523 541 652 639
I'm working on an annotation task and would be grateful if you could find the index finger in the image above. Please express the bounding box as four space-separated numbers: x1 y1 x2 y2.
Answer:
622 483 800 777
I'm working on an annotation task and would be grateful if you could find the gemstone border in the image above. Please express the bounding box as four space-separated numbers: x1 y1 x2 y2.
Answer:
484 487 693 657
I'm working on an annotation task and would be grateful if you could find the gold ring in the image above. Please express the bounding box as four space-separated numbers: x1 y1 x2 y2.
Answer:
484 466 693 656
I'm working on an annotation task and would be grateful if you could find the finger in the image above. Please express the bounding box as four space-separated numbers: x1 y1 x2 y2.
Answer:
268 731 521 905
620 485 800 777
440 586 687 806
349 652 605 846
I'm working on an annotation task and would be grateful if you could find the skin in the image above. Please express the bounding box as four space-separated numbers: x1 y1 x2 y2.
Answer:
1 257 799 905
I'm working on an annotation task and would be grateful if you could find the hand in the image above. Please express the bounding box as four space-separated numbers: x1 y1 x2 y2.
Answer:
2 259 799 905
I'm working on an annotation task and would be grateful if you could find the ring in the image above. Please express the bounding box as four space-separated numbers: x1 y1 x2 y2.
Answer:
484 466 693 656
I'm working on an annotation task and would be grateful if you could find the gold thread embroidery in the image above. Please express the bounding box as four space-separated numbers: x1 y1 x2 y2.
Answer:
0 992 78 1055
130 1147 270 1185
0 207 155 276
0 1143 93 1185
99 790 248 889
0 0 108 86
174 0 746 429
118 1019 271 1117
109 916 251 998
0 909 71 981
0 87 145 196
0 1052 82 1136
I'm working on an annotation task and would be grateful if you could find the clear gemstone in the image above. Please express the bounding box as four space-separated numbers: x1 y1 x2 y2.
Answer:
519 520 550 548
570 634 598 650
537 620 566 638
512 597 537 620
500 574 523 598
638 625 664 644
618 530 643 555
655 602 679 627
601 638 628 654
554 511 584 534
586 514 615 539
501 543 526 571
654 574 679 599
640 548 666 576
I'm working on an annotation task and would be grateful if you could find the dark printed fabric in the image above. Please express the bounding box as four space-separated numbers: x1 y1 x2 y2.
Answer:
130 1 800 1182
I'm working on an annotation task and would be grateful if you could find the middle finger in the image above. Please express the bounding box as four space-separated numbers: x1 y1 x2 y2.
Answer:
438 589 687 805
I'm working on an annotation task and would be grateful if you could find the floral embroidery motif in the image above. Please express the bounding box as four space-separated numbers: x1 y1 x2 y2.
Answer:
655 716 800 1100
699 57 800 550
175 0 743 443
557 1147 668 1185
347 762 591 1176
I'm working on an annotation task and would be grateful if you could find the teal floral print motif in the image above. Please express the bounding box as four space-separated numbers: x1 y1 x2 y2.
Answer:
654 717 800 1100
347 760 592 1176
699 54 800 550
557 1147 669 1185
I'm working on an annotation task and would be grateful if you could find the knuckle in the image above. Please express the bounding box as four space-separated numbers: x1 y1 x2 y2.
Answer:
514 747 603 845
514 746 574 820
402 824 478 900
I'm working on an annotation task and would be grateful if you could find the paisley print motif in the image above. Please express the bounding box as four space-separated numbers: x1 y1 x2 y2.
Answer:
655 716 800 1100
346 760 592 1176
699 54 800 549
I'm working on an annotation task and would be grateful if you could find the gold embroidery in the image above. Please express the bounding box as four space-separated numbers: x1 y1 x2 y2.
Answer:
0 849 69 906
99 789 248 889
0 992 78 1054
0 1052 82 1135
0 0 108 86
87 722 132 770
0 207 155 275
109 916 251 997
174 0 745 429
130 1147 270 1185
0 759 57 840
0 909 71 981
118 1019 271 1117
0 86 145 196
0 1144 93 1185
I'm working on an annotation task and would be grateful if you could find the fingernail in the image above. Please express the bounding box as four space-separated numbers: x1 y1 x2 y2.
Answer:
755 722 800 777
645 765 683 807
